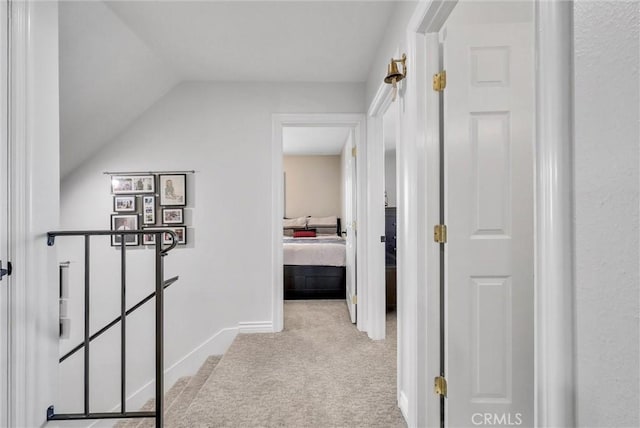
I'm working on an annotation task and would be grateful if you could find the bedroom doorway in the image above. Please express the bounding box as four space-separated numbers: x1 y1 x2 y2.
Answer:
271 114 366 333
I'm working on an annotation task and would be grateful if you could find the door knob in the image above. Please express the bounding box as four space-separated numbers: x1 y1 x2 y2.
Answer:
0 260 12 281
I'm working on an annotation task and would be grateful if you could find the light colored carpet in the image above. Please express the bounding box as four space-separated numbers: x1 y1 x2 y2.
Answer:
115 356 222 428
162 355 222 427
179 300 406 428
115 376 191 428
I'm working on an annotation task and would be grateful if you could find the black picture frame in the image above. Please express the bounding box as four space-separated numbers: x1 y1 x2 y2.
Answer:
113 195 137 213
111 214 139 246
143 226 186 245
162 208 184 224
163 226 186 245
159 174 187 206
142 195 156 225
111 175 155 194
142 231 157 245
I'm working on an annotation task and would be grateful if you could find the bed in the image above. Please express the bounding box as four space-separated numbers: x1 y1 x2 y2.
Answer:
283 216 346 300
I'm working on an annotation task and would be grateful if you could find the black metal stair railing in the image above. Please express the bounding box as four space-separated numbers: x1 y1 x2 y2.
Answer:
45 229 179 427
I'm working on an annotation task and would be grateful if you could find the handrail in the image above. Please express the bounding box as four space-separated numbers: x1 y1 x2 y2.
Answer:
59 275 179 363
46 229 179 426
47 229 179 255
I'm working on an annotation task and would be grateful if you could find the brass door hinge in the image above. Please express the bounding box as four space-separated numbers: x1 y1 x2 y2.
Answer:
434 376 447 397
433 70 447 92
352 295 357 304
352 147 357 157
434 224 447 243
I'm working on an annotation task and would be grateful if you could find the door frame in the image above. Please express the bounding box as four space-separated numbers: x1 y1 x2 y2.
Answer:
3 1 60 425
0 0 9 424
271 113 367 333
403 0 575 426
366 82 396 342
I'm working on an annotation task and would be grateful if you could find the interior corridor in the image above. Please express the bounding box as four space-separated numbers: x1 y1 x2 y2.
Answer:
176 301 404 427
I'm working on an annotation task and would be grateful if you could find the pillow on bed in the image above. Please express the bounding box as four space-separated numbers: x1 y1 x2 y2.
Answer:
314 227 338 236
307 216 337 228
293 230 316 238
283 217 307 229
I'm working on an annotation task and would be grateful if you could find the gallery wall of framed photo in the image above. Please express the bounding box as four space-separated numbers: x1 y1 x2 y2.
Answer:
110 172 191 247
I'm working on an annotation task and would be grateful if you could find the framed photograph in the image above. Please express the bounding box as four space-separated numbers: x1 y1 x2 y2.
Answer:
142 195 156 225
111 214 139 246
163 226 186 245
159 174 186 206
111 175 155 194
144 226 186 245
142 232 157 245
113 195 136 212
162 208 183 224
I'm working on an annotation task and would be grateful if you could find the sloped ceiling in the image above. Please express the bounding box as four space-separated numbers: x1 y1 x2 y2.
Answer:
105 1 395 82
59 1 179 177
59 1 397 177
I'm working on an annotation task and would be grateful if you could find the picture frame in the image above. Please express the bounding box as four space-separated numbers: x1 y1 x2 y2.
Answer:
110 214 139 246
163 226 186 245
113 195 136 213
159 174 186 206
111 175 155 194
162 208 184 224
142 231 157 245
144 226 186 245
142 195 156 225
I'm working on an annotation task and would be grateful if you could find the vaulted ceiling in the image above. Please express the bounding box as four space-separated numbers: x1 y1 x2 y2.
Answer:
59 1 397 177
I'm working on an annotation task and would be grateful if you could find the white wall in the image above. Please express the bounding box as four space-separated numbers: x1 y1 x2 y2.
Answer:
574 2 639 426
283 155 342 218
57 81 364 414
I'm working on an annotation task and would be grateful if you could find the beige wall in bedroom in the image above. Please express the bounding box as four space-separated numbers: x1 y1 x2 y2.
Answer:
284 155 342 218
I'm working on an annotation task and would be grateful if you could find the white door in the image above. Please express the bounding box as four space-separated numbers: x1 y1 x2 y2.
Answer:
444 23 534 427
0 0 10 423
344 131 357 323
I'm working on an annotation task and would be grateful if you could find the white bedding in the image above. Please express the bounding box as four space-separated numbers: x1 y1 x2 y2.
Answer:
283 235 346 267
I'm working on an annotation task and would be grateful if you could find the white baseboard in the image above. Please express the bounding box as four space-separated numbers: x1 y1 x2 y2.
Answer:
238 321 274 333
398 391 409 423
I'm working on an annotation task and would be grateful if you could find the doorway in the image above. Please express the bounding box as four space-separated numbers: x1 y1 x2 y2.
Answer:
271 114 366 333
281 127 356 319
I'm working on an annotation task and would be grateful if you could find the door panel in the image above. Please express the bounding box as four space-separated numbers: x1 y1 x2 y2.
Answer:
444 23 533 427
345 131 357 322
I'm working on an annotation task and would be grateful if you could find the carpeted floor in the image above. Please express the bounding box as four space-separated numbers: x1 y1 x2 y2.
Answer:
179 300 406 428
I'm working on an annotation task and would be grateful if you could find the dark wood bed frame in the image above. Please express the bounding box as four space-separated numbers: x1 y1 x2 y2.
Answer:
283 218 346 300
